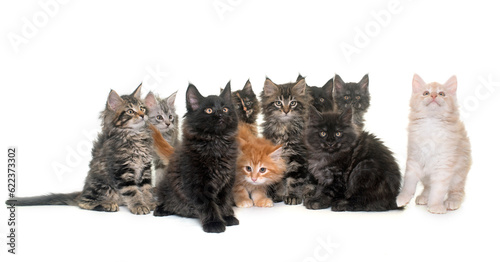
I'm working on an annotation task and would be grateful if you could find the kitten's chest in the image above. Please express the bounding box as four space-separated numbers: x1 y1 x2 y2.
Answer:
114 132 153 163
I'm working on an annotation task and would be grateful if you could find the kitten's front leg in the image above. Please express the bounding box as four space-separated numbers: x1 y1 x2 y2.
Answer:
251 188 273 207
139 163 156 210
304 184 332 210
233 184 253 208
396 160 421 207
283 160 309 205
218 183 239 226
427 171 453 214
116 166 150 215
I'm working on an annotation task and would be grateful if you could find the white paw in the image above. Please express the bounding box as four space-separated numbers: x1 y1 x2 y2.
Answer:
396 194 412 207
415 195 428 205
445 199 462 210
236 199 253 208
428 204 447 214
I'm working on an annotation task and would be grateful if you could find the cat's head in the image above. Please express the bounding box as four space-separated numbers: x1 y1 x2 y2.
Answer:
232 80 260 123
101 84 148 130
334 74 370 112
237 138 285 186
145 91 178 134
306 106 359 154
309 78 334 112
260 77 311 121
410 74 458 115
185 82 238 135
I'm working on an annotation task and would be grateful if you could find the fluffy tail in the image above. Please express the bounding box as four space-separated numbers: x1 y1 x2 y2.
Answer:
150 123 175 165
5 192 81 206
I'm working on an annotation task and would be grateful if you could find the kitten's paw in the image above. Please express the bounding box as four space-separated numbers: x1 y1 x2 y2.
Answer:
445 199 462 210
92 202 119 212
153 206 174 217
202 221 226 233
396 194 412 207
428 204 447 214
331 199 349 212
223 216 239 226
284 196 302 205
304 199 329 210
415 195 428 205
254 198 274 207
236 199 254 208
147 201 157 210
129 203 150 215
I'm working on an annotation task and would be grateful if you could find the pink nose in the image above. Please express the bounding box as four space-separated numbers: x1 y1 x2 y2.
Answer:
431 92 437 99
251 177 257 182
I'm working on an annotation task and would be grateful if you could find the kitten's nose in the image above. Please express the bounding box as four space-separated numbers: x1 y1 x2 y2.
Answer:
251 177 258 182
431 92 437 99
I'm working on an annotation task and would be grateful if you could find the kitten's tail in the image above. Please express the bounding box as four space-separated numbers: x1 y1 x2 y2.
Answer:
150 123 175 165
5 192 81 206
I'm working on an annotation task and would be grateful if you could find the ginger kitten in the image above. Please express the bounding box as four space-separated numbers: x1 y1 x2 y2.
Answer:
397 74 472 214
233 123 285 208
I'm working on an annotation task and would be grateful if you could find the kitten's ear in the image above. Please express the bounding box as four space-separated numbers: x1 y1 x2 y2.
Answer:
186 84 203 112
131 83 142 99
292 79 307 96
242 80 254 95
107 90 124 111
220 81 232 103
323 78 334 98
359 74 369 92
144 91 158 109
443 75 457 95
297 74 305 82
412 74 427 94
334 74 345 92
263 78 279 96
308 106 323 123
340 106 353 124
269 145 283 162
165 91 177 108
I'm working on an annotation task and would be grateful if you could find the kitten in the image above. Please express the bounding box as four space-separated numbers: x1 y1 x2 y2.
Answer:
396 74 472 214
232 80 260 135
6 85 155 215
304 107 402 211
144 91 179 186
305 76 334 112
333 74 370 129
154 82 240 233
233 123 285 208
260 77 312 205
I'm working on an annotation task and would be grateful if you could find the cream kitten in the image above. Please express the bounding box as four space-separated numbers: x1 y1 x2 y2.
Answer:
396 74 472 214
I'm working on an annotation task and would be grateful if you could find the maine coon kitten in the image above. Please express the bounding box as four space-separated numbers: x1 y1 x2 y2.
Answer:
144 91 179 186
396 74 472 214
233 123 285 208
304 107 401 211
260 77 312 205
154 82 240 233
305 76 334 112
6 85 155 215
333 74 370 129
232 80 260 135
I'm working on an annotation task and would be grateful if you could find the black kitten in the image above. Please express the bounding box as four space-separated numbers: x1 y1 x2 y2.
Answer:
308 78 334 112
232 80 260 134
304 107 401 211
154 82 240 233
333 74 370 129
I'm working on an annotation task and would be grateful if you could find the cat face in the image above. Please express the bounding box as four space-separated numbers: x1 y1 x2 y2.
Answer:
309 78 334 112
145 91 177 134
306 107 358 154
104 84 148 130
334 74 370 112
185 82 238 135
238 140 284 186
261 78 310 121
232 80 260 123
411 74 458 113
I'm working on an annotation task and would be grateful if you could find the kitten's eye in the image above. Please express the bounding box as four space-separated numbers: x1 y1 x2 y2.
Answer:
259 167 267 173
245 166 252 172
246 102 252 106
275 101 282 107
319 98 325 102
127 109 134 115
205 108 213 114
439 92 446 97
168 115 173 120
355 96 361 100
223 107 229 113
156 115 164 121
423 91 430 96
140 106 146 112
344 96 350 100
335 131 343 137
290 101 297 107
319 131 327 137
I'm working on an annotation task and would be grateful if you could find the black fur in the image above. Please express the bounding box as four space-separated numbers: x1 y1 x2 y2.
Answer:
304 107 402 211
232 80 260 125
333 74 370 129
308 78 334 112
154 82 239 233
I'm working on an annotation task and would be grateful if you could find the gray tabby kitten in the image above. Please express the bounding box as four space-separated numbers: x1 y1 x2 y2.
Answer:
6 85 155 215
144 91 179 186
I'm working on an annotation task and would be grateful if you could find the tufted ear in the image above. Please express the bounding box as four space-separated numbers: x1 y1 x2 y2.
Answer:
323 78 334 98
443 75 457 95
186 84 203 112
269 145 283 162
144 91 158 109
107 90 124 111
131 83 142 99
292 78 307 96
263 78 279 96
412 74 427 94
334 74 345 92
242 80 254 95
220 81 232 103
165 91 177 108
359 74 369 92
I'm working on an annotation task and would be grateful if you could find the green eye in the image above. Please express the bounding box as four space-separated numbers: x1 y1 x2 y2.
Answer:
320 131 327 137
275 101 282 107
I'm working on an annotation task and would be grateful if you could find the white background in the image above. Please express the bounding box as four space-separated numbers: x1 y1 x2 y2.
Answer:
1 0 499 261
